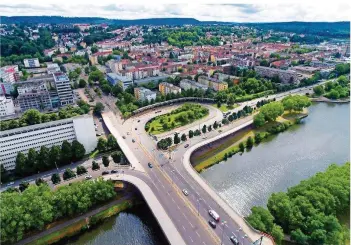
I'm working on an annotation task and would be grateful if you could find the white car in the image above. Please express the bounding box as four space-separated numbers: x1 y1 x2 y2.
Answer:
85 175 92 180
182 189 189 196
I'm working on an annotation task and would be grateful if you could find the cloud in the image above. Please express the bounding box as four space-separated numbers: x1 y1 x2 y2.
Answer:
0 3 349 22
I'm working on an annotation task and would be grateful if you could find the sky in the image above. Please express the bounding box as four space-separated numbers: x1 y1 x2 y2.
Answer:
0 0 350 23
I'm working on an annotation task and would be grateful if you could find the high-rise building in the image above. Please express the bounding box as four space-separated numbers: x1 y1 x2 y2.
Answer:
23 58 40 68
0 115 97 170
53 73 74 106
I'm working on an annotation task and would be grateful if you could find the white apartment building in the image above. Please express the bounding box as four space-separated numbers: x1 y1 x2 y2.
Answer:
23 58 40 68
0 115 97 170
179 79 208 91
134 87 156 102
0 96 15 117
0 65 20 95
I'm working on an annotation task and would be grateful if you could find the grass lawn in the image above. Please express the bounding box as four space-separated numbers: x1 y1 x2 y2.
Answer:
147 103 209 135
193 111 307 172
212 103 238 112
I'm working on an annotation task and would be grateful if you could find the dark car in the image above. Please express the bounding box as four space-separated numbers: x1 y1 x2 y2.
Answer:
102 171 109 175
148 162 153 168
230 236 239 245
137 120 140 122
132 139 135 143
122 136 126 139
135 128 137 130
208 220 216 229
111 170 118 174
184 144 189 148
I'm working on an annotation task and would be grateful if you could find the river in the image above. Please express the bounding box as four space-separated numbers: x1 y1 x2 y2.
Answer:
200 102 350 217
61 204 169 245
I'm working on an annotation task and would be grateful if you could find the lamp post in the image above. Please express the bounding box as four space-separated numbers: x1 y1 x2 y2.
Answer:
220 221 227 245
197 198 202 216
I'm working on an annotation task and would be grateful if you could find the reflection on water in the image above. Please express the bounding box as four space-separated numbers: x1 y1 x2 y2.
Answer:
201 103 350 216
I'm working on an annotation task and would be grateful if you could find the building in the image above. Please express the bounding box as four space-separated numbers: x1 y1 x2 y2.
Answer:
198 76 228 91
16 78 53 112
255 66 299 84
0 65 20 95
106 60 123 73
0 115 97 170
23 58 40 68
134 87 157 102
53 73 74 106
106 73 133 91
47 63 61 74
179 79 208 91
0 96 15 117
159 82 181 95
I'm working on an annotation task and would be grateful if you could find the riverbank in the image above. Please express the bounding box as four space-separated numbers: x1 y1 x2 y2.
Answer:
21 196 135 245
310 96 350 103
191 110 308 172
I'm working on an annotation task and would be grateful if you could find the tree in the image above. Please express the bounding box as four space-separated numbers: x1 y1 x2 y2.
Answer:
49 145 61 170
97 138 107 152
313 85 325 96
111 152 122 163
254 133 263 144
71 140 86 160
26 148 37 174
15 152 27 177
79 79 87 88
35 178 46 186
19 181 30 192
291 229 309 245
246 136 254 149
246 206 274 233
51 173 61 184
208 125 212 132
107 135 118 150
22 109 41 125
189 130 194 138
174 133 181 144
227 94 235 107
60 140 72 165
63 168 76 180
102 156 110 167
253 113 266 128
181 133 187 142
239 142 245 152
213 121 218 129
0 164 8 183
260 102 284 122
282 95 311 112
271 224 284 245
76 166 87 175
202 125 207 134
94 102 105 115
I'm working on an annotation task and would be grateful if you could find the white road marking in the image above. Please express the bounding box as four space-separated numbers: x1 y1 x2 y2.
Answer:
182 226 186 231
196 231 200 237
189 236 194 243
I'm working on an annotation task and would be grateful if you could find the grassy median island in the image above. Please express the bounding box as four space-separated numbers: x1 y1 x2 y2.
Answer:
192 96 311 172
212 103 238 112
145 103 209 135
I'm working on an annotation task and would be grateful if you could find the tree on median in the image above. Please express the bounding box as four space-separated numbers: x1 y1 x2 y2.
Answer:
51 173 61 184
102 155 110 167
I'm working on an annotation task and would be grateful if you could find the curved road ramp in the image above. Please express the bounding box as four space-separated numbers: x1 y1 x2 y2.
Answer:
103 174 186 245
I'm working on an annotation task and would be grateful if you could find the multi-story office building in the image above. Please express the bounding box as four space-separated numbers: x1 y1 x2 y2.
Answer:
134 87 157 102
198 76 228 91
0 115 97 170
159 82 181 95
23 58 40 68
255 66 299 84
0 96 15 117
0 65 20 95
106 73 133 91
179 79 208 91
16 79 53 111
53 73 74 106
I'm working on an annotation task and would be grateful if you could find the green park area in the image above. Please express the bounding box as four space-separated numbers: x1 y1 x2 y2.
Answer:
145 103 209 135
193 95 311 172
212 103 238 112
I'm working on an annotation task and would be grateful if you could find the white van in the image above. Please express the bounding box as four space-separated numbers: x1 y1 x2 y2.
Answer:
208 210 220 222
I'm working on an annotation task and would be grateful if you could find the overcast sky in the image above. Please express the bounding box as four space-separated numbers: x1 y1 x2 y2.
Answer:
1 1 350 22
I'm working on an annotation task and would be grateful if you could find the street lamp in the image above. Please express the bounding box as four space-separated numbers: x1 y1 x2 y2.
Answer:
220 221 227 245
196 198 203 216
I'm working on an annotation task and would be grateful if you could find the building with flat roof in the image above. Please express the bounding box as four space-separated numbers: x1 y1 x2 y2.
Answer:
179 79 208 91
0 96 15 117
159 82 181 95
0 65 20 95
0 115 97 170
198 76 228 91
53 73 74 106
106 73 133 91
47 63 61 74
255 66 299 84
134 87 157 102
23 58 40 68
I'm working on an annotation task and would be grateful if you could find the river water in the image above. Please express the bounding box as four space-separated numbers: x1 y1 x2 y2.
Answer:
62 204 169 245
201 103 350 217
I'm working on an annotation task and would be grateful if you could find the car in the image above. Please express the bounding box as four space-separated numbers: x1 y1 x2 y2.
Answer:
111 170 118 174
148 162 153 168
218 130 222 133
96 133 102 136
127 132 130 135
135 128 137 130
208 209 220 222
230 236 239 245
182 189 189 196
137 120 140 122
122 136 126 139
6 182 15 186
132 139 135 143
184 144 189 148
202 136 207 139
85 175 92 180
208 220 217 228
102 171 109 175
